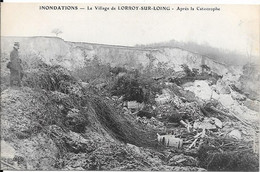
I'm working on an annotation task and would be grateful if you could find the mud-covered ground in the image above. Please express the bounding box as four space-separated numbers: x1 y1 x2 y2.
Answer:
1 60 259 171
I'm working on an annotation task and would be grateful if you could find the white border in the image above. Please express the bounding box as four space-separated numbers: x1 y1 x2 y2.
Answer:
2 0 260 4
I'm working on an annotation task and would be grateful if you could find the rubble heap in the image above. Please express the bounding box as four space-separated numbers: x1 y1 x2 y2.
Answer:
1 61 259 171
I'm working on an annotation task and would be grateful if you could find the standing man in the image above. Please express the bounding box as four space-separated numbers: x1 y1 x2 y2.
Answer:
9 42 23 87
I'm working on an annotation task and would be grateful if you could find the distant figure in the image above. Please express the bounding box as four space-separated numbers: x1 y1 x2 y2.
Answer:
8 42 23 87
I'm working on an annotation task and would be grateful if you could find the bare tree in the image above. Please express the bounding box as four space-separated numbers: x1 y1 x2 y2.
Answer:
51 28 63 37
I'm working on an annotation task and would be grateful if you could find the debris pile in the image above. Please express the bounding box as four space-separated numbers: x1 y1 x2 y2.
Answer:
113 68 259 170
168 153 198 166
198 136 259 171
136 116 165 130
193 117 222 130
1 59 259 171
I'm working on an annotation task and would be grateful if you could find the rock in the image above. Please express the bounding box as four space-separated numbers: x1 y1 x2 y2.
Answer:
182 82 194 87
193 118 216 130
184 80 219 101
193 117 222 130
220 86 231 94
228 129 242 140
158 121 164 127
67 108 80 118
216 80 231 94
95 83 107 90
179 89 197 102
137 110 154 119
127 101 144 110
151 117 156 121
174 167 207 171
212 117 223 128
217 94 236 107
157 114 162 119
143 119 148 124
81 82 89 88
155 89 172 105
155 96 171 105
168 154 198 166
64 166 85 170
127 143 141 154
231 91 246 101
123 107 128 111
170 95 183 108
165 82 173 86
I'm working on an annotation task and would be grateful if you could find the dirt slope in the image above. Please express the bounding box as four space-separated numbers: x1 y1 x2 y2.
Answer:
0 64 163 170
1 36 228 74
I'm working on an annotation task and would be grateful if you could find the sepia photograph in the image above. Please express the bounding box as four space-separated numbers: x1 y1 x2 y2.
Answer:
1 2 259 171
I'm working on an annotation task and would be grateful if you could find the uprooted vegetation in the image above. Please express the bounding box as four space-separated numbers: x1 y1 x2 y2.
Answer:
1 60 160 170
1 55 259 171
198 137 259 171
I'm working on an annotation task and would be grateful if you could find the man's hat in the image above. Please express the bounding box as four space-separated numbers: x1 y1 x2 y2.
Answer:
14 42 20 47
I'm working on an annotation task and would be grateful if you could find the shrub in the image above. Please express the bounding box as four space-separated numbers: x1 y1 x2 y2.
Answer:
181 64 192 76
198 139 259 171
23 62 81 95
111 70 163 104
111 74 144 103
73 56 111 84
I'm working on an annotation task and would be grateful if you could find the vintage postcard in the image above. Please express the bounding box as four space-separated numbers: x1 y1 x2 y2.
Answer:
1 2 259 171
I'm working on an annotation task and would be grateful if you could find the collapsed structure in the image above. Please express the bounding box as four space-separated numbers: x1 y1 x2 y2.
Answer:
1 38 259 171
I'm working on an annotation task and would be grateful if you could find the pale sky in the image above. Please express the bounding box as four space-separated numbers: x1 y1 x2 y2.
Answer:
1 3 259 56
